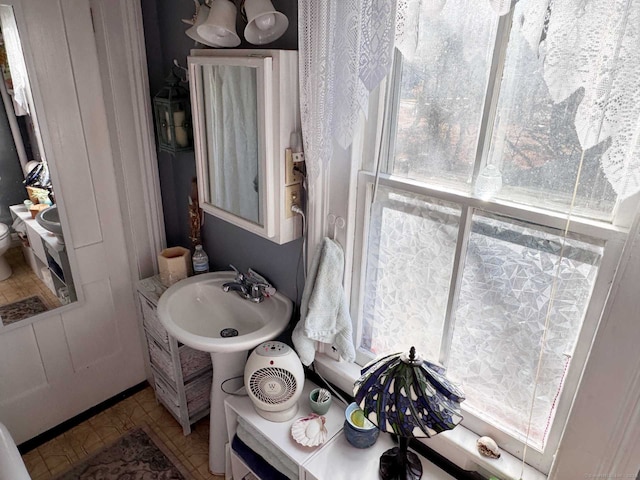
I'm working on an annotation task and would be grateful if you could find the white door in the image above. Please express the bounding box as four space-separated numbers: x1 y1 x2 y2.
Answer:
0 0 152 443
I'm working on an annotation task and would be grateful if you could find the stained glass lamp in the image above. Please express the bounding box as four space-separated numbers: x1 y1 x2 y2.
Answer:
354 347 465 480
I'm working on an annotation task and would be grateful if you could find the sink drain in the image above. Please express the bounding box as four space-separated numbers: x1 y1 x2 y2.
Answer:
220 328 239 338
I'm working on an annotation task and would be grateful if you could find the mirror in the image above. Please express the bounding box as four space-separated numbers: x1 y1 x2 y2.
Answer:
202 63 262 225
189 49 302 245
0 4 77 327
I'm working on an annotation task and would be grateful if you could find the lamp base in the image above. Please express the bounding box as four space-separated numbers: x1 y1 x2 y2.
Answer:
379 441 423 480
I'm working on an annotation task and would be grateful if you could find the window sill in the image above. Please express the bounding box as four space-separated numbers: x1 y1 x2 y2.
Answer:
313 353 548 480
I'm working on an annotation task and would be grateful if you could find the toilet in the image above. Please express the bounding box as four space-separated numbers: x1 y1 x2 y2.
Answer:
0 223 12 281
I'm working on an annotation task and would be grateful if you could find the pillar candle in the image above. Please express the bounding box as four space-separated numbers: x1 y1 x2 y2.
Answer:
174 110 188 147
165 111 172 143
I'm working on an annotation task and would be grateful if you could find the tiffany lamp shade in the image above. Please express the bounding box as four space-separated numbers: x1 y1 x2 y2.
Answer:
354 347 465 480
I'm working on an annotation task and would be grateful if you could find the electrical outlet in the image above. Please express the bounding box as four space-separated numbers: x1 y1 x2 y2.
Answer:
285 184 302 218
285 148 303 185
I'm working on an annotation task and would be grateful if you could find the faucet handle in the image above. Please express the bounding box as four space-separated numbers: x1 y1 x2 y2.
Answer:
249 280 276 299
250 282 266 295
246 268 271 286
249 282 272 302
229 264 244 282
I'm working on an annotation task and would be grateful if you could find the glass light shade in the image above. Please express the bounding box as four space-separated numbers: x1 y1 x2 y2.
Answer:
255 12 276 30
353 347 465 438
196 0 241 48
186 5 216 46
244 0 289 45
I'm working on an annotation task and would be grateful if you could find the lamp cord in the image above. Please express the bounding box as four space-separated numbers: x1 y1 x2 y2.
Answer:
291 204 307 306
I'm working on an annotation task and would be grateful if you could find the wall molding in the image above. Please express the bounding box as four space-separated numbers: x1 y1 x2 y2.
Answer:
89 0 165 280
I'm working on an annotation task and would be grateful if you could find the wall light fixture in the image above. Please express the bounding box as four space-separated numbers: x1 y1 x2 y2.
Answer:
184 0 288 48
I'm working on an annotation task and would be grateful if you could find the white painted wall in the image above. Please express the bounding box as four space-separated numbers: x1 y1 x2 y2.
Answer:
0 0 159 443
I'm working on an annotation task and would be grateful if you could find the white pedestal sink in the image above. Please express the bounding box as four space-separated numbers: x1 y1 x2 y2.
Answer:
156 271 292 475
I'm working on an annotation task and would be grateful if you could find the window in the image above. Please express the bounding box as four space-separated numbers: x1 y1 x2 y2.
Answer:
349 0 633 472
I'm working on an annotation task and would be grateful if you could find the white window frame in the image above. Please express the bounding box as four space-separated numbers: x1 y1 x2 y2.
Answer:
315 9 640 478
350 172 626 471
317 138 640 479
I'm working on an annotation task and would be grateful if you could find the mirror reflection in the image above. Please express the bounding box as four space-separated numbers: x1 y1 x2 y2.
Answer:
0 5 76 327
202 63 262 225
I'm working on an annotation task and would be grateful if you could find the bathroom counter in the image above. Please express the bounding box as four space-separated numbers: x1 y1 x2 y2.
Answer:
10 204 76 305
9 204 64 253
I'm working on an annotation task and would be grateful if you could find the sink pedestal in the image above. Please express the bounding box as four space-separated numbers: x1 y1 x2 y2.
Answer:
155 272 293 475
209 350 248 475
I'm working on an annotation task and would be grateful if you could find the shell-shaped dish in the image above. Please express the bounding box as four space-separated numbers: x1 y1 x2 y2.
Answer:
291 414 328 447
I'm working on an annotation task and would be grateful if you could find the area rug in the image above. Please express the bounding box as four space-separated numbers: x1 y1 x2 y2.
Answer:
0 295 48 326
53 426 192 480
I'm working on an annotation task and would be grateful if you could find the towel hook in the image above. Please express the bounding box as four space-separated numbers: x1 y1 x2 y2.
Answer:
327 214 345 240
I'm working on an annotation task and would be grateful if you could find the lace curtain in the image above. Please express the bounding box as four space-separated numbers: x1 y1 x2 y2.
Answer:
297 0 497 182
299 0 640 199
298 1 396 182
518 0 640 201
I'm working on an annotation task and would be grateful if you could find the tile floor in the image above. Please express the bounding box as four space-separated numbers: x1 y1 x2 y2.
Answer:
0 246 61 312
21 386 224 480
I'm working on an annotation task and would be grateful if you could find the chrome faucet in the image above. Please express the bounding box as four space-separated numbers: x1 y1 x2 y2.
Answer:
222 281 249 296
222 265 272 303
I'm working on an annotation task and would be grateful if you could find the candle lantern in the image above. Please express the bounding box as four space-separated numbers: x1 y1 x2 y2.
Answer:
153 69 193 154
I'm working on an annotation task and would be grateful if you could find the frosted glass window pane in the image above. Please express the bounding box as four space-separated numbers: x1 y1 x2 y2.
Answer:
447 213 602 449
487 0 617 219
388 0 498 188
360 186 460 361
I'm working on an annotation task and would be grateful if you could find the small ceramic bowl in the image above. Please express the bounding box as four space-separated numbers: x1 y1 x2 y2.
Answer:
309 388 332 415
343 402 379 448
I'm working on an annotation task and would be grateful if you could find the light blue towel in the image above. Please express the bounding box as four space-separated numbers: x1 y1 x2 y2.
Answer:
292 237 356 366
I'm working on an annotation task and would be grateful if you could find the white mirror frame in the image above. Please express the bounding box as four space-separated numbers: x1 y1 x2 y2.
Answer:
188 49 302 245
190 54 274 238
0 0 84 330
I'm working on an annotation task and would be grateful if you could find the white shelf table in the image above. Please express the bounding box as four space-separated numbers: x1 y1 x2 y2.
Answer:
225 381 345 480
224 380 457 480
304 431 457 480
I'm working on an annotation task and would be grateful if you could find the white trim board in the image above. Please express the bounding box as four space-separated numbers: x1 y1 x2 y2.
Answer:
89 0 166 279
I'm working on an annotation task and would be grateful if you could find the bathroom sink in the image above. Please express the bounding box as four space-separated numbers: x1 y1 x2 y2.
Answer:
157 270 293 474
157 271 292 353
35 205 64 243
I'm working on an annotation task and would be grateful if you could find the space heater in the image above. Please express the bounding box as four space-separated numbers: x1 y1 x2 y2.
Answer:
244 341 305 422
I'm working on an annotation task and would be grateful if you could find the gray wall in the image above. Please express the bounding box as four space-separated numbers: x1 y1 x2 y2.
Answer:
0 99 26 225
141 0 303 307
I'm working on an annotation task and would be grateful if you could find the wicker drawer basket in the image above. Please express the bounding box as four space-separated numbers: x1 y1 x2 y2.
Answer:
140 295 170 347
154 369 212 418
147 335 211 384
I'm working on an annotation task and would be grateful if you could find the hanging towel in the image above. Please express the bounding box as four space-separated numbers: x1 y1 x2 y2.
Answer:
292 237 356 366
